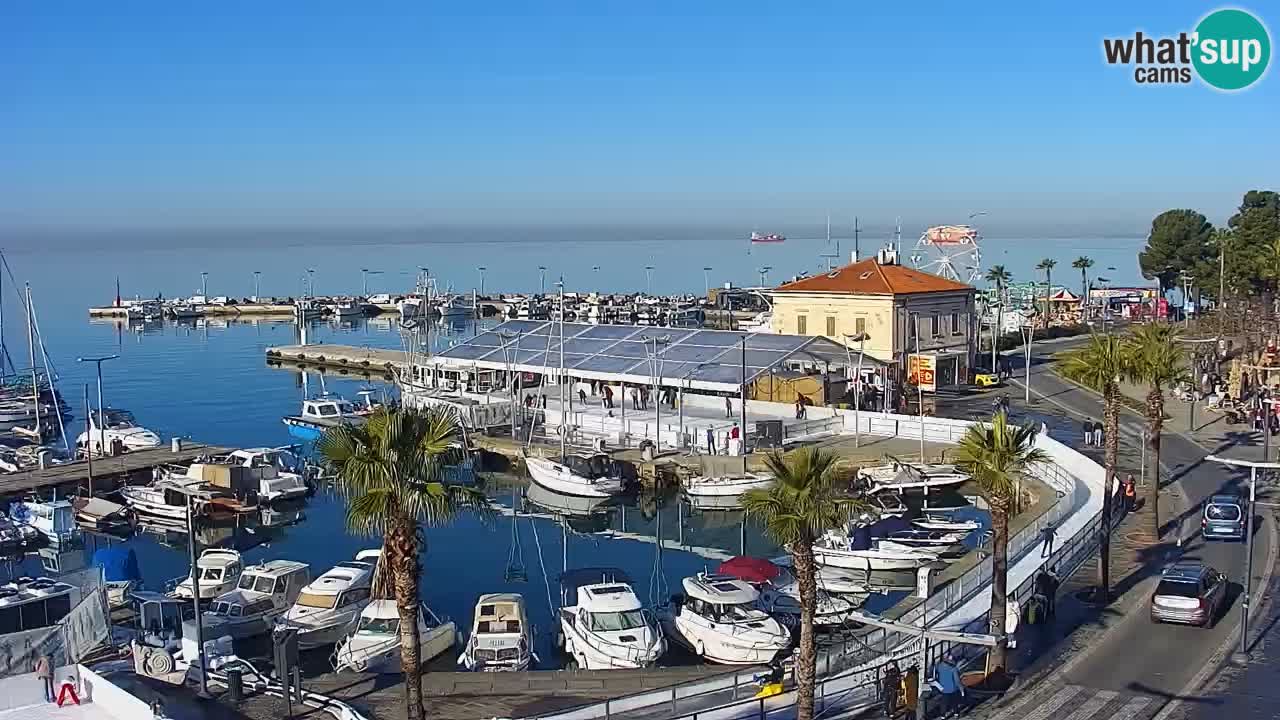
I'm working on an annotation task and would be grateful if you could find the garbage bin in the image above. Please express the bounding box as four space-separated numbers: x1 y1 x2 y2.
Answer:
225 667 244 703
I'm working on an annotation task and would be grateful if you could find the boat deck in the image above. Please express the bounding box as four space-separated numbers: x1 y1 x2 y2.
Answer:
0 443 230 498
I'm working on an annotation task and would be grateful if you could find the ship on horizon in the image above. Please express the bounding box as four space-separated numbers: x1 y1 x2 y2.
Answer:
750 231 786 244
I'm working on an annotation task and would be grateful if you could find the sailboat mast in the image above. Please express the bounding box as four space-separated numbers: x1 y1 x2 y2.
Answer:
558 278 566 459
825 213 831 245
25 285 39 434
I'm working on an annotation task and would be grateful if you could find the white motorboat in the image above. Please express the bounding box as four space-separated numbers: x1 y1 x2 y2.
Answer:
875 540 952 558
327 299 364 318
76 408 161 456
398 295 427 320
120 476 218 521
912 516 982 533
459 593 534 672
436 295 473 318
558 568 665 670
283 397 369 442
8 498 80 545
717 558 860 629
334 600 457 674
812 527 941 572
277 550 380 649
659 573 791 665
681 473 773 498
203 560 311 640
525 453 625 499
223 448 310 503
769 556 869 596
857 462 968 494
172 549 244 601
866 516 968 553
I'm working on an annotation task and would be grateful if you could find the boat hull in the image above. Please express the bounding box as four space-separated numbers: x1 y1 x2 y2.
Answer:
682 475 773 498
525 457 623 498
335 622 457 673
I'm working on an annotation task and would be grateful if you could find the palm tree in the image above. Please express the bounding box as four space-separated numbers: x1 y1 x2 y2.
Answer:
1124 324 1189 542
1072 256 1094 316
985 265 1013 364
1059 333 1128 602
740 448 867 720
319 407 489 720
953 412 1049 671
1036 258 1057 323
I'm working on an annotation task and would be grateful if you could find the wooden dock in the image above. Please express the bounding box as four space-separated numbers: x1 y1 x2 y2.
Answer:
265 343 410 378
0 442 229 498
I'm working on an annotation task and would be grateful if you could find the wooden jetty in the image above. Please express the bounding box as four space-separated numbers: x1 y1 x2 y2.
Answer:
0 442 229 498
265 343 410 377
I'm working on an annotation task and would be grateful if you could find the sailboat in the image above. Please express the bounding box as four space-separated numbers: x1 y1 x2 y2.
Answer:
523 279 626 499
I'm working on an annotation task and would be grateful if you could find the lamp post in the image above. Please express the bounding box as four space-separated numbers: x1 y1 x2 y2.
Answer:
77 354 118 455
843 332 868 447
538 266 547 294
252 271 261 302
477 266 487 296
306 268 316 298
360 268 383 296
644 266 655 295
910 313 925 461
1018 310 1036 403
186 492 210 697
757 266 772 287
592 266 601 294
1205 453 1277 666
703 267 713 296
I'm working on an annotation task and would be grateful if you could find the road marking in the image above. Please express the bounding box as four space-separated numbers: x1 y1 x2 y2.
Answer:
1010 684 1082 720
1111 694 1155 720
1058 690 1118 720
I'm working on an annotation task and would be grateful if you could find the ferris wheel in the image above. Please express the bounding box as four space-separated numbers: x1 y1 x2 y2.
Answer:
910 224 983 283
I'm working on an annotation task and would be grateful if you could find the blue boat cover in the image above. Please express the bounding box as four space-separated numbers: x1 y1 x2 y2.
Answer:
93 547 142 584
867 516 913 538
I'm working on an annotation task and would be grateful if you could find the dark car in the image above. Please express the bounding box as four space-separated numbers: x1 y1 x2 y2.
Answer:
1203 494 1247 541
1150 561 1227 627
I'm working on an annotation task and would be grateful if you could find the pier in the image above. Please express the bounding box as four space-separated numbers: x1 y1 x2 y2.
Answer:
0 442 230 498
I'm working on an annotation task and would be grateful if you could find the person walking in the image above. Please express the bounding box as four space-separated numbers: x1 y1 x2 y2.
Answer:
1094 422 1104 447
35 654 53 703
603 384 614 409
578 388 587 405
631 387 640 410
930 656 965 718
1082 419 1094 447
705 427 716 455
1123 474 1137 512
725 395 733 418
881 661 902 718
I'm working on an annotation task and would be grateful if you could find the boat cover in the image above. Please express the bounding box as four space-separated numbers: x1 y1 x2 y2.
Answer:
848 526 874 551
867 516 913 538
717 556 781 584
92 547 142 584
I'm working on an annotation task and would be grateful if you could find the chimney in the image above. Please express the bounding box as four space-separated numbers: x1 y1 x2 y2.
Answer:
876 244 899 266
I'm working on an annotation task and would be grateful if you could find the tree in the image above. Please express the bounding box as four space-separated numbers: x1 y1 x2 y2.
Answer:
1123 324 1189 542
985 265 1013 356
953 412 1049 671
1058 333 1128 602
1036 258 1057 322
740 448 867 720
1138 210 1215 295
1072 257 1094 314
319 407 489 720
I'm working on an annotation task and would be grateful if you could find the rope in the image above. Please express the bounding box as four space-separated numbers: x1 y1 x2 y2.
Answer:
505 488 527 582
649 505 668 607
528 514 556 617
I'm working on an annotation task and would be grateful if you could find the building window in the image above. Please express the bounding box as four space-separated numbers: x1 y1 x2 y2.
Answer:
826 316 836 337
951 313 961 335
797 315 807 334
930 315 940 337
855 317 866 337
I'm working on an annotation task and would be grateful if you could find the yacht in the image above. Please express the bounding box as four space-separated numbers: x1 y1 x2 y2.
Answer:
172 549 244 601
812 527 942 571
222 448 310 503
203 560 310 640
120 475 220 521
277 550 380 649
282 397 369 442
76 408 161 455
525 452 625 499
716 557 860 629
459 593 534 672
334 600 457 674
681 473 773 498
557 568 665 670
8 498 80 545
660 573 791 665
912 514 982 533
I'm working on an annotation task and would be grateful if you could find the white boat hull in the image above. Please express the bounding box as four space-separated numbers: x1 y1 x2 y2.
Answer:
664 616 788 665
204 609 284 640
559 614 665 670
812 546 934 571
525 457 623 498
682 474 773 498
335 621 457 674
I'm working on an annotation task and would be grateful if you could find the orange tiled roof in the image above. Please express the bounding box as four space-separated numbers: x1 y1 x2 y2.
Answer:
773 258 973 295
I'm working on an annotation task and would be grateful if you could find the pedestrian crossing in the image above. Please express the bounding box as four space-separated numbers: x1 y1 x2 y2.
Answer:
983 683 1159 720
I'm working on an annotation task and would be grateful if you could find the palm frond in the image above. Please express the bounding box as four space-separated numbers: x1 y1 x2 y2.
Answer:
953 412 1050 505
741 448 869 547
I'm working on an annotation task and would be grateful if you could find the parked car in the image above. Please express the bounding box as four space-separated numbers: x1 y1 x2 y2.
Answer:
1150 561 1227 627
1202 494 1247 541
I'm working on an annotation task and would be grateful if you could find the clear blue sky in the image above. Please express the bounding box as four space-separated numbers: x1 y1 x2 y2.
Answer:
1 1 1275 237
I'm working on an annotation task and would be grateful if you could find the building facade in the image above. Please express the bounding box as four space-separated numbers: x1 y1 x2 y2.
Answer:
767 249 977 388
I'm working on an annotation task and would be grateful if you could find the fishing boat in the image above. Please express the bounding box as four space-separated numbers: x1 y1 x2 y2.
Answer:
525 453 625 498
282 397 369 442
277 550 380 649
92 547 143 609
750 232 786 244
681 473 773 498
716 557 861 629
8 498 80 545
660 573 791 665
202 560 311 640
436 295 473 319
333 600 457 674
557 568 665 670
459 593 535 672
76 408 161 455
172 549 244 601
327 299 364 318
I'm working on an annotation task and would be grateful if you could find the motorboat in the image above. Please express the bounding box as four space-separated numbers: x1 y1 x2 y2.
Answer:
76 408 161 455
172 549 244 601
717 557 861 629
398 295 428 320
867 516 968 552
203 560 311 640
557 568 665 670
660 573 791 665
525 452 625 499
277 550 380 649
769 556 869 596
327 299 364 318
74 497 133 535
459 593 535 671
812 526 942 572
857 462 968 494
681 473 773 498
912 515 982 533
221 448 310 503
334 600 457 674
0 517 39 549
8 498 80 545
92 547 143 609
282 397 369 442
120 475 222 521
436 295 473 319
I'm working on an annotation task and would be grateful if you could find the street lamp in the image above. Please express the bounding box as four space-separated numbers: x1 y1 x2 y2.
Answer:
538 266 547 294
644 266 655 295
477 266 487 296
1205 453 1277 666
360 268 383 296
843 332 869 448
1018 310 1037 403
306 268 316 298
757 266 772 287
252 271 261 302
77 354 119 454
702 267 713 296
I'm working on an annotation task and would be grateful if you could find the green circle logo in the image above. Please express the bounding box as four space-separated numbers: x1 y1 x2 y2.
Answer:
1193 9 1271 90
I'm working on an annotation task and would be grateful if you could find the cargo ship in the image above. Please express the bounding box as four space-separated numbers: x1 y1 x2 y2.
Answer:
750 231 786 244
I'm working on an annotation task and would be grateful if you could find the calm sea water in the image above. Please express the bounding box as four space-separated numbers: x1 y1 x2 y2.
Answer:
0 235 1124 666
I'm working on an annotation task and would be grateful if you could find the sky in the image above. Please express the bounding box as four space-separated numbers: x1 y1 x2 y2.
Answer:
1 1 1276 239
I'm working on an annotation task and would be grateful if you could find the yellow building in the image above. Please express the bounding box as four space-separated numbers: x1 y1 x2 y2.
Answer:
768 249 976 388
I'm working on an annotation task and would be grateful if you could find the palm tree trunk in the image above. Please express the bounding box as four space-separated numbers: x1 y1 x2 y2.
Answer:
1044 269 1052 324
1097 386 1118 602
792 540 818 720
988 497 1010 671
389 517 426 720
1081 270 1087 314
1146 388 1164 541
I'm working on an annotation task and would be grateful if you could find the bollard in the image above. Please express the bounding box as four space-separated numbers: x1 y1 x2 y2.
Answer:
171 437 183 453
226 668 243 703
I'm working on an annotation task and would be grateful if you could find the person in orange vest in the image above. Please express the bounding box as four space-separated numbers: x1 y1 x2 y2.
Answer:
1123 474 1137 513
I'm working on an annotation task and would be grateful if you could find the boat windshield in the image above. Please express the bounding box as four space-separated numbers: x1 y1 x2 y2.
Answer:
587 610 647 632
238 574 280 594
211 602 243 617
357 616 399 635
200 568 223 581
712 603 768 623
100 410 137 428
295 591 338 609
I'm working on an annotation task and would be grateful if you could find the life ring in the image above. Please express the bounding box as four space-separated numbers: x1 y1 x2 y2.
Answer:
144 649 175 676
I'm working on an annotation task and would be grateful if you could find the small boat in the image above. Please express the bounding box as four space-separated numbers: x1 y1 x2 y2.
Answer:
812 526 941 571
92 547 143 609
867 516 968 551
120 476 219 521
327 299 364 318
681 473 773 498
660 573 791 665
334 600 457 674
76 408 161 456
222 448 310 503
74 497 133 534
750 232 786 244
857 462 968 494
459 593 535 672
717 557 861 629
557 568 665 670
912 515 982 533
525 453 625 499
436 295 473 319
282 397 369 442
277 550 380 649
0 517 39 548
202 560 311 640
172 549 244 601
9 497 80 545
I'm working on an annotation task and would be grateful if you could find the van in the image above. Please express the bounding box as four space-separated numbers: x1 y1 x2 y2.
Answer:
1202 494 1246 541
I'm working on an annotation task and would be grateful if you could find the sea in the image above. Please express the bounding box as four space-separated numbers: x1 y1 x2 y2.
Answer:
0 233 1144 667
